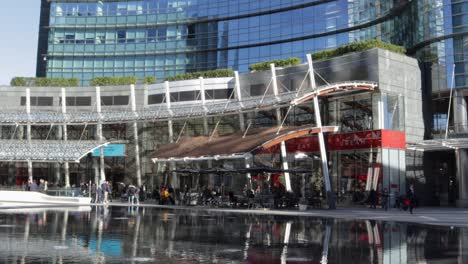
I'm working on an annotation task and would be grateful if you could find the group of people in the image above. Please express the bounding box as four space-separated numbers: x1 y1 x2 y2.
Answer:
367 185 417 214
23 179 48 192
91 181 112 204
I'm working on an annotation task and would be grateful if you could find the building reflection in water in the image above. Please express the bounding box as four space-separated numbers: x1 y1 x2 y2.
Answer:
0 207 464 263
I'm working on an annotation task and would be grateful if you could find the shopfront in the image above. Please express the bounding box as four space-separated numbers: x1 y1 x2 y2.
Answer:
256 129 406 207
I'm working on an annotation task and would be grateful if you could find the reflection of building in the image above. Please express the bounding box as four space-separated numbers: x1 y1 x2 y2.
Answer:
0 208 465 263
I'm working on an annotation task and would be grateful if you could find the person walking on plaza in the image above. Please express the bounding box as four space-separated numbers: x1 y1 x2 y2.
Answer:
91 183 97 203
407 185 416 214
127 185 136 204
369 189 377 209
28 179 38 192
381 188 389 211
102 181 110 204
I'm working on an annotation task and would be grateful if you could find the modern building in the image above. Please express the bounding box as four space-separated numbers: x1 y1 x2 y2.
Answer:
30 0 468 207
36 0 463 87
1 48 427 208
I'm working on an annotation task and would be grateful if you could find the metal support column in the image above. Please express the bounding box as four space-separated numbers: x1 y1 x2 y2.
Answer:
200 77 209 134
130 85 142 187
25 88 33 182
245 154 253 188
165 81 177 187
61 88 70 187
235 71 249 187
200 77 214 184
55 125 62 185
96 86 105 184
234 71 246 131
307 54 335 209
271 64 292 192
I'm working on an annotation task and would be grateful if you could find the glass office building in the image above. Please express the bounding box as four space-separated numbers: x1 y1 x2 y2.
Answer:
37 0 466 90
33 0 468 207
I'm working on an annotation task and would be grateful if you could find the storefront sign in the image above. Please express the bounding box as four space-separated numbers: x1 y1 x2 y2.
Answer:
258 130 405 154
92 144 126 157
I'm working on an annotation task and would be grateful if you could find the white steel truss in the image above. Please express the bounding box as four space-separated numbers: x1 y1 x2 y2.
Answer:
0 140 123 162
0 81 377 125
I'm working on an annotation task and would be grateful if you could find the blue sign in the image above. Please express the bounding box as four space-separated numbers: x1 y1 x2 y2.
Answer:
92 144 125 157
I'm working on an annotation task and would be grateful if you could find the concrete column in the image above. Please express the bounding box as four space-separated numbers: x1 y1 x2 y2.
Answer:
234 71 245 131
455 148 468 207
454 89 467 133
61 88 70 188
96 87 105 184
131 85 142 187
307 54 334 209
271 64 292 192
25 89 33 182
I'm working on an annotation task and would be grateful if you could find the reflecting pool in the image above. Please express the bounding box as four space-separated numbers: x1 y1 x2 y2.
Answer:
0 206 465 263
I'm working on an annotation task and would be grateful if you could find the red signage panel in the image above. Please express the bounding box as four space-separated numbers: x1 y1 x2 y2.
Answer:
381 130 406 150
258 129 406 154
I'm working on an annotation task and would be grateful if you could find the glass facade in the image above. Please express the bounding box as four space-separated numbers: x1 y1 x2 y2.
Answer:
38 0 468 102
42 0 350 83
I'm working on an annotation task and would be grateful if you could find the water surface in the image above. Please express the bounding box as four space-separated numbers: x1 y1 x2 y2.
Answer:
0 206 464 263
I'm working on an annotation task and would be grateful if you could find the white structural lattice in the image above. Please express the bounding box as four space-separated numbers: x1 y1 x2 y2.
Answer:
0 81 377 125
0 140 118 162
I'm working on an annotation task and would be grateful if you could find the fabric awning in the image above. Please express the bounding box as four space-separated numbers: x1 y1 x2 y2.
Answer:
152 125 338 162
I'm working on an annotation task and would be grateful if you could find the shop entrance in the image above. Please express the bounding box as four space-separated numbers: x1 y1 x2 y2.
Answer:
424 151 457 206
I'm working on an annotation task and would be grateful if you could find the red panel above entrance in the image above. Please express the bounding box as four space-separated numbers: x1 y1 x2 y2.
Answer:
258 130 406 154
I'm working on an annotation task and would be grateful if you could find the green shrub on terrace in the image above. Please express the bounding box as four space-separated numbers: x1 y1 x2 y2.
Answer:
90 76 138 86
312 39 406 61
10 77 79 87
165 69 234 81
143 76 156 84
34 77 80 87
10 77 27 86
249 57 301 71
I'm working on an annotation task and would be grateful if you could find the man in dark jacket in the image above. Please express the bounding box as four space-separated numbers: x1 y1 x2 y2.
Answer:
407 185 416 214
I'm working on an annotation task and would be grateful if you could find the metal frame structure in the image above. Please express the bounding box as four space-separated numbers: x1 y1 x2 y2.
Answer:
0 140 123 163
0 59 378 202
407 138 468 152
0 81 377 125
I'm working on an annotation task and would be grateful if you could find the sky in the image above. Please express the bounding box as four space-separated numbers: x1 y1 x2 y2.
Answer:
0 1 40 85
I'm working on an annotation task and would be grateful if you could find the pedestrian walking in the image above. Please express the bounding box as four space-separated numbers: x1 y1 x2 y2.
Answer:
91 183 97 203
369 189 377 209
127 185 136 204
407 185 416 214
381 188 389 211
102 180 112 204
